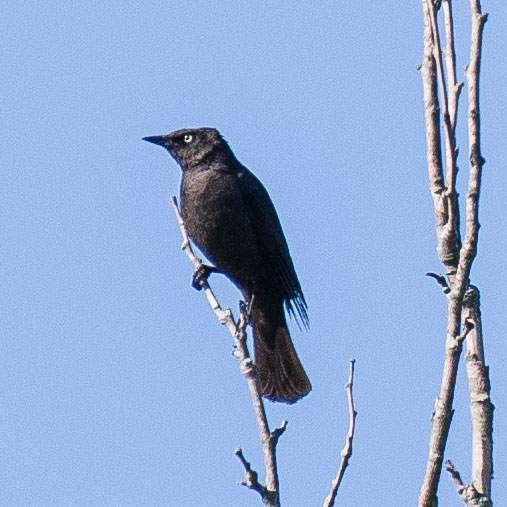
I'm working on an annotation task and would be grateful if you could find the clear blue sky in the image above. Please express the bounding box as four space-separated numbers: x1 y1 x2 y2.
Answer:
2 2 506 505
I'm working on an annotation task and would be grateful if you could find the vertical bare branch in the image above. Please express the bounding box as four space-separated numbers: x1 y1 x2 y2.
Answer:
420 1 447 261
421 0 460 273
462 2 492 500
419 3 465 500
463 288 493 503
441 0 464 271
426 0 461 274
455 0 488 290
442 0 463 131
419 312 464 507
323 359 357 507
171 197 285 506
419 1 491 505
233 309 287 506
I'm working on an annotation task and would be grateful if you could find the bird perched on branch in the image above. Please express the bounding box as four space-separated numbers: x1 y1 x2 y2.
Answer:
143 127 311 403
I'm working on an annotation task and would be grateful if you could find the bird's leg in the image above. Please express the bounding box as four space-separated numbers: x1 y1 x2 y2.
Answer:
238 294 256 325
246 293 255 321
191 264 224 290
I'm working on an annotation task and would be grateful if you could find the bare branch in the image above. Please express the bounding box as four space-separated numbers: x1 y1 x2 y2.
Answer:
445 460 492 506
419 315 465 507
442 0 463 131
419 4 464 500
419 1 490 504
235 448 272 502
323 359 357 507
446 459 466 494
463 287 494 502
171 197 284 506
425 0 461 273
453 1 488 292
457 5 493 500
446 461 477 503
420 1 455 272
234 305 285 506
427 1 450 128
271 420 288 447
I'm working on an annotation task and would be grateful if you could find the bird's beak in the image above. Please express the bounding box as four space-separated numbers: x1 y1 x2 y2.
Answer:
142 135 168 147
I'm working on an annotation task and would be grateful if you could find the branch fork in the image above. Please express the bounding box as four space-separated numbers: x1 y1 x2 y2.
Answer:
445 460 492 506
419 1 492 505
171 196 285 506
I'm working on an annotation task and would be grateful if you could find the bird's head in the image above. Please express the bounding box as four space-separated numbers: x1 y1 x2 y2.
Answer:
143 127 230 170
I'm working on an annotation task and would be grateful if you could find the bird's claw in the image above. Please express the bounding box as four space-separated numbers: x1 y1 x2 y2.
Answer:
191 264 212 290
191 264 220 290
239 296 255 323
239 301 250 319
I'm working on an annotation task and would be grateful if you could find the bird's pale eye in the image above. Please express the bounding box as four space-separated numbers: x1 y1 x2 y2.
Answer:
183 134 193 144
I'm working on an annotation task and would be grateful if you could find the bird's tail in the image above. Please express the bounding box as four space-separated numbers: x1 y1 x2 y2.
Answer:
251 298 311 404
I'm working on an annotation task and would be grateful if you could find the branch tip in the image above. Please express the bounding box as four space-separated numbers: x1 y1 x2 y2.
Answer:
323 359 357 507
271 420 288 445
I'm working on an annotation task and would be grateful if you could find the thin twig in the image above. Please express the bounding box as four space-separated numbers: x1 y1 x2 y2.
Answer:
234 306 285 506
442 0 463 131
171 197 284 507
441 0 463 274
445 460 491 506
446 460 466 494
235 448 270 499
323 359 357 507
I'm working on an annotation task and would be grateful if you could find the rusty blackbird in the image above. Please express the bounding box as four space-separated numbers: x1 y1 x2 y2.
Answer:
143 128 311 403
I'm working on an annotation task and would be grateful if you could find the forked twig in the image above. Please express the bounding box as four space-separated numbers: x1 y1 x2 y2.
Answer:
418 1 491 505
171 196 285 507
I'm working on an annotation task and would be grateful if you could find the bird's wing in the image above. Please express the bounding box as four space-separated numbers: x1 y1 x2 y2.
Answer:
237 166 309 329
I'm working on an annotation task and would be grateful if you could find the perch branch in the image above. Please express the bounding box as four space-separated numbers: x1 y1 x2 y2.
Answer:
171 196 285 507
171 196 237 336
323 359 357 507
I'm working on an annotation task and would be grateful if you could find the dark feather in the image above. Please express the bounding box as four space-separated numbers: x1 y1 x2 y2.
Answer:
237 166 309 329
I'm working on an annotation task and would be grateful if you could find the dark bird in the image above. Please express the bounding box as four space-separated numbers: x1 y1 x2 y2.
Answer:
143 128 311 403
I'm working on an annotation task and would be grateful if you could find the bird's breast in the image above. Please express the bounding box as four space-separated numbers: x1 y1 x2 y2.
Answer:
180 169 261 287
